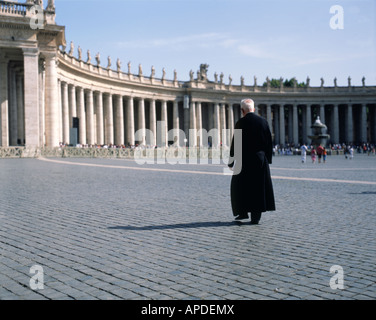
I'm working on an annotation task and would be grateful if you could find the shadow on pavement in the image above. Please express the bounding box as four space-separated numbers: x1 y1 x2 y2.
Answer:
108 220 248 231
348 191 376 195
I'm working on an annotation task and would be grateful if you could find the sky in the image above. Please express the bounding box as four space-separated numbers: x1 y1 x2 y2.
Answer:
50 0 376 87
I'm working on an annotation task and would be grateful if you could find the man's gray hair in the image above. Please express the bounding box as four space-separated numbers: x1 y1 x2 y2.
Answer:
241 99 255 112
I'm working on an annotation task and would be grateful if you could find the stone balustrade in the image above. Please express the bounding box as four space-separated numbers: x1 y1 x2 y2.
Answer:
0 1 32 17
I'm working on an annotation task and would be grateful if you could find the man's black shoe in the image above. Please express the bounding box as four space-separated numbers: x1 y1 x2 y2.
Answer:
235 214 249 220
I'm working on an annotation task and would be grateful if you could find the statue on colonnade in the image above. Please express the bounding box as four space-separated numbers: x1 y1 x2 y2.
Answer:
87 50 91 64
95 53 100 66
46 0 55 11
69 41 74 56
78 46 82 60
199 64 209 81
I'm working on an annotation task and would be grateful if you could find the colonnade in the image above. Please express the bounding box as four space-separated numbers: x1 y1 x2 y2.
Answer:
257 102 375 146
56 81 245 148
1 2 376 151
2 65 376 148
52 81 376 148
1 48 376 149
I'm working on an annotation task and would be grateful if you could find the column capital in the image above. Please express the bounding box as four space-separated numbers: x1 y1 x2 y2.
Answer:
41 50 57 59
22 47 39 57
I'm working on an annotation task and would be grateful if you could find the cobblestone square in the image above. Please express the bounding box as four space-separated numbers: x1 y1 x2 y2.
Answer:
0 154 375 300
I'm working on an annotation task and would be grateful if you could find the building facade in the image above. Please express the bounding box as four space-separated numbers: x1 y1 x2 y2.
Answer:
1 1 376 149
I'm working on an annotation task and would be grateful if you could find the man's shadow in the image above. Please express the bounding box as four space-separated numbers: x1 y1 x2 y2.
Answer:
108 221 246 231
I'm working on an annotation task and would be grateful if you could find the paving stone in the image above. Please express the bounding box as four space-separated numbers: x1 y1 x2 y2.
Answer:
0 155 375 300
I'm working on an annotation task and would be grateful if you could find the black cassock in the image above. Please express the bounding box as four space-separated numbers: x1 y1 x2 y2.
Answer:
228 112 276 215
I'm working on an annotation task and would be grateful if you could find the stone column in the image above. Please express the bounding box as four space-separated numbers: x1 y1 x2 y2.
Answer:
183 96 189 143
306 104 312 145
227 104 234 147
104 93 113 145
0 55 10 147
38 60 45 147
95 91 104 145
266 104 272 130
16 73 25 145
149 99 156 146
86 89 95 145
279 104 285 146
320 104 325 125
9 68 18 146
161 100 168 147
346 104 353 143
288 105 293 144
44 52 59 147
220 103 227 146
138 98 146 145
274 106 280 145
0 56 9 147
126 96 134 146
68 85 76 128
360 104 367 143
213 102 220 147
23 48 40 147
114 95 124 146
189 101 196 147
76 87 86 144
61 82 69 144
196 102 202 146
302 105 307 144
172 99 179 146
332 104 339 144
57 80 62 144
293 104 299 145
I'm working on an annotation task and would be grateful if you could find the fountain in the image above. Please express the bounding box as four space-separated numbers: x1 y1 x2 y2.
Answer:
308 117 330 148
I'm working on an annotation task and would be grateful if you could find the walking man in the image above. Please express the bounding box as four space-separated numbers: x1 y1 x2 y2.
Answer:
228 99 276 224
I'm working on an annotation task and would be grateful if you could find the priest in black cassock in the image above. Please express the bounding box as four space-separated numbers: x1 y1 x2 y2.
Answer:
228 99 275 224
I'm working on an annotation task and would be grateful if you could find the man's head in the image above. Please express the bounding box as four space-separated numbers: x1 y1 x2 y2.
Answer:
241 99 255 116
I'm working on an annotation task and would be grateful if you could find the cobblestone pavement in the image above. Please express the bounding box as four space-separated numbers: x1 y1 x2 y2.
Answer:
0 153 375 300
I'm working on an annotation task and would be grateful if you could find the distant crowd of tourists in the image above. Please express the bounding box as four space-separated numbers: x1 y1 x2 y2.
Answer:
274 142 375 154
58 141 376 161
